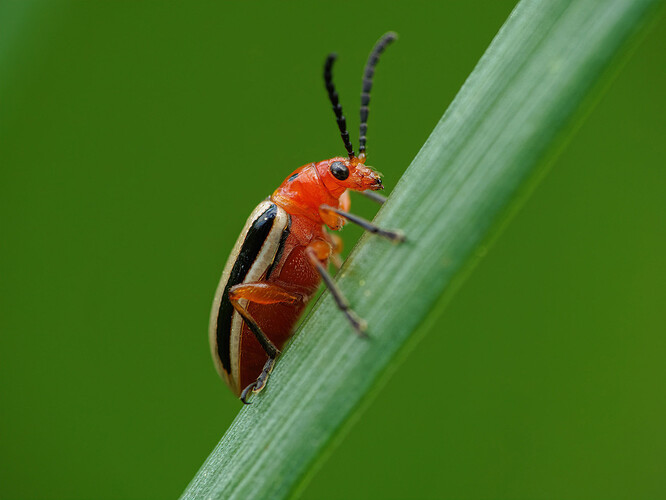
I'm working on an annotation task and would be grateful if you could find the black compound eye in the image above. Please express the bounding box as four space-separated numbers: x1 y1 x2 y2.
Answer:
330 161 349 181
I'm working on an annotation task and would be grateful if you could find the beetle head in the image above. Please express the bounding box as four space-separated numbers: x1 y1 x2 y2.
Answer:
317 156 383 195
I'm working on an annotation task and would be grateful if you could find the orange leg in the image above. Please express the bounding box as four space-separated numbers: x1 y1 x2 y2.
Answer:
228 282 304 403
306 240 368 336
328 232 344 270
340 189 351 212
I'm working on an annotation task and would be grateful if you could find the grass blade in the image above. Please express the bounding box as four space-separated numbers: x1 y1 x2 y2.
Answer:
181 0 661 498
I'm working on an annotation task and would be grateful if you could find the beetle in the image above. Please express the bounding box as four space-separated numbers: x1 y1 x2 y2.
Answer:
209 32 403 403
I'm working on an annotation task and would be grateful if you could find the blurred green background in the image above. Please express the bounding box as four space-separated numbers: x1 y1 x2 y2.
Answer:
1 1 664 499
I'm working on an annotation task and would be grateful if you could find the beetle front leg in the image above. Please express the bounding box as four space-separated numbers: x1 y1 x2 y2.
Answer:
229 282 304 403
306 241 368 336
328 232 344 270
319 204 405 242
358 190 387 205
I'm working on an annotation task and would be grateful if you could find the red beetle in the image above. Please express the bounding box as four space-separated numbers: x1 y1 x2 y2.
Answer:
209 33 403 402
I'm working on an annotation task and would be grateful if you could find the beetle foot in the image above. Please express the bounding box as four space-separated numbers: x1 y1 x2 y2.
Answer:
239 358 276 404
377 228 405 243
346 310 369 338
240 382 258 404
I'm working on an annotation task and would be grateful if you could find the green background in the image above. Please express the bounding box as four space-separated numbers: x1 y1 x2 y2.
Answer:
1 1 664 499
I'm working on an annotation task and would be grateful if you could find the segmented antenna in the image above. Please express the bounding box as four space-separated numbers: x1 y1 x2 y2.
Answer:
324 54 355 159
359 32 397 158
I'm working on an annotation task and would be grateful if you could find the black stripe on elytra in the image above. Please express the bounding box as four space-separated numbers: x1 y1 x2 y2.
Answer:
216 203 278 373
265 214 291 280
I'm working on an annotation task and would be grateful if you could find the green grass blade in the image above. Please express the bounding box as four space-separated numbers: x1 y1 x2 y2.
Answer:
181 1 661 498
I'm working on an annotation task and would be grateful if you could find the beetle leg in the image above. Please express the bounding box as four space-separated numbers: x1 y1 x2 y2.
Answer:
328 232 344 270
229 294 280 360
306 241 368 336
240 382 257 404
229 283 303 403
240 358 275 404
339 189 351 212
230 282 303 307
319 204 405 242
357 190 387 205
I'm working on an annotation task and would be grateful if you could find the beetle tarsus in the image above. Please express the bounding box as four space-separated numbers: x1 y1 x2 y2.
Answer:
385 229 406 243
346 311 369 338
240 382 257 404
239 358 276 403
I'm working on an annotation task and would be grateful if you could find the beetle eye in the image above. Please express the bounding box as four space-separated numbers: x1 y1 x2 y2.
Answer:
330 161 349 181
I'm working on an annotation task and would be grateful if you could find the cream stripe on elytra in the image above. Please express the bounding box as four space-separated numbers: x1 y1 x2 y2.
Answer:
209 201 273 390
228 204 289 393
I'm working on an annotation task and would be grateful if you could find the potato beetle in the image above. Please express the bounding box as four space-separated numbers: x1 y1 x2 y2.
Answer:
209 33 403 403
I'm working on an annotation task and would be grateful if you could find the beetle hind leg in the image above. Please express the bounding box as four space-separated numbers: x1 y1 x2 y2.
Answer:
229 282 303 403
240 358 275 404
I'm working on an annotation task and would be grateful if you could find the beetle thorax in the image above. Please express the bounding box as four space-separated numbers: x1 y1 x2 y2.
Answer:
271 161 344 225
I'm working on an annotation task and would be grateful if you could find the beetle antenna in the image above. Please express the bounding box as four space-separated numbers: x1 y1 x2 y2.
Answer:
324 54 355 159
359 32 397 159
